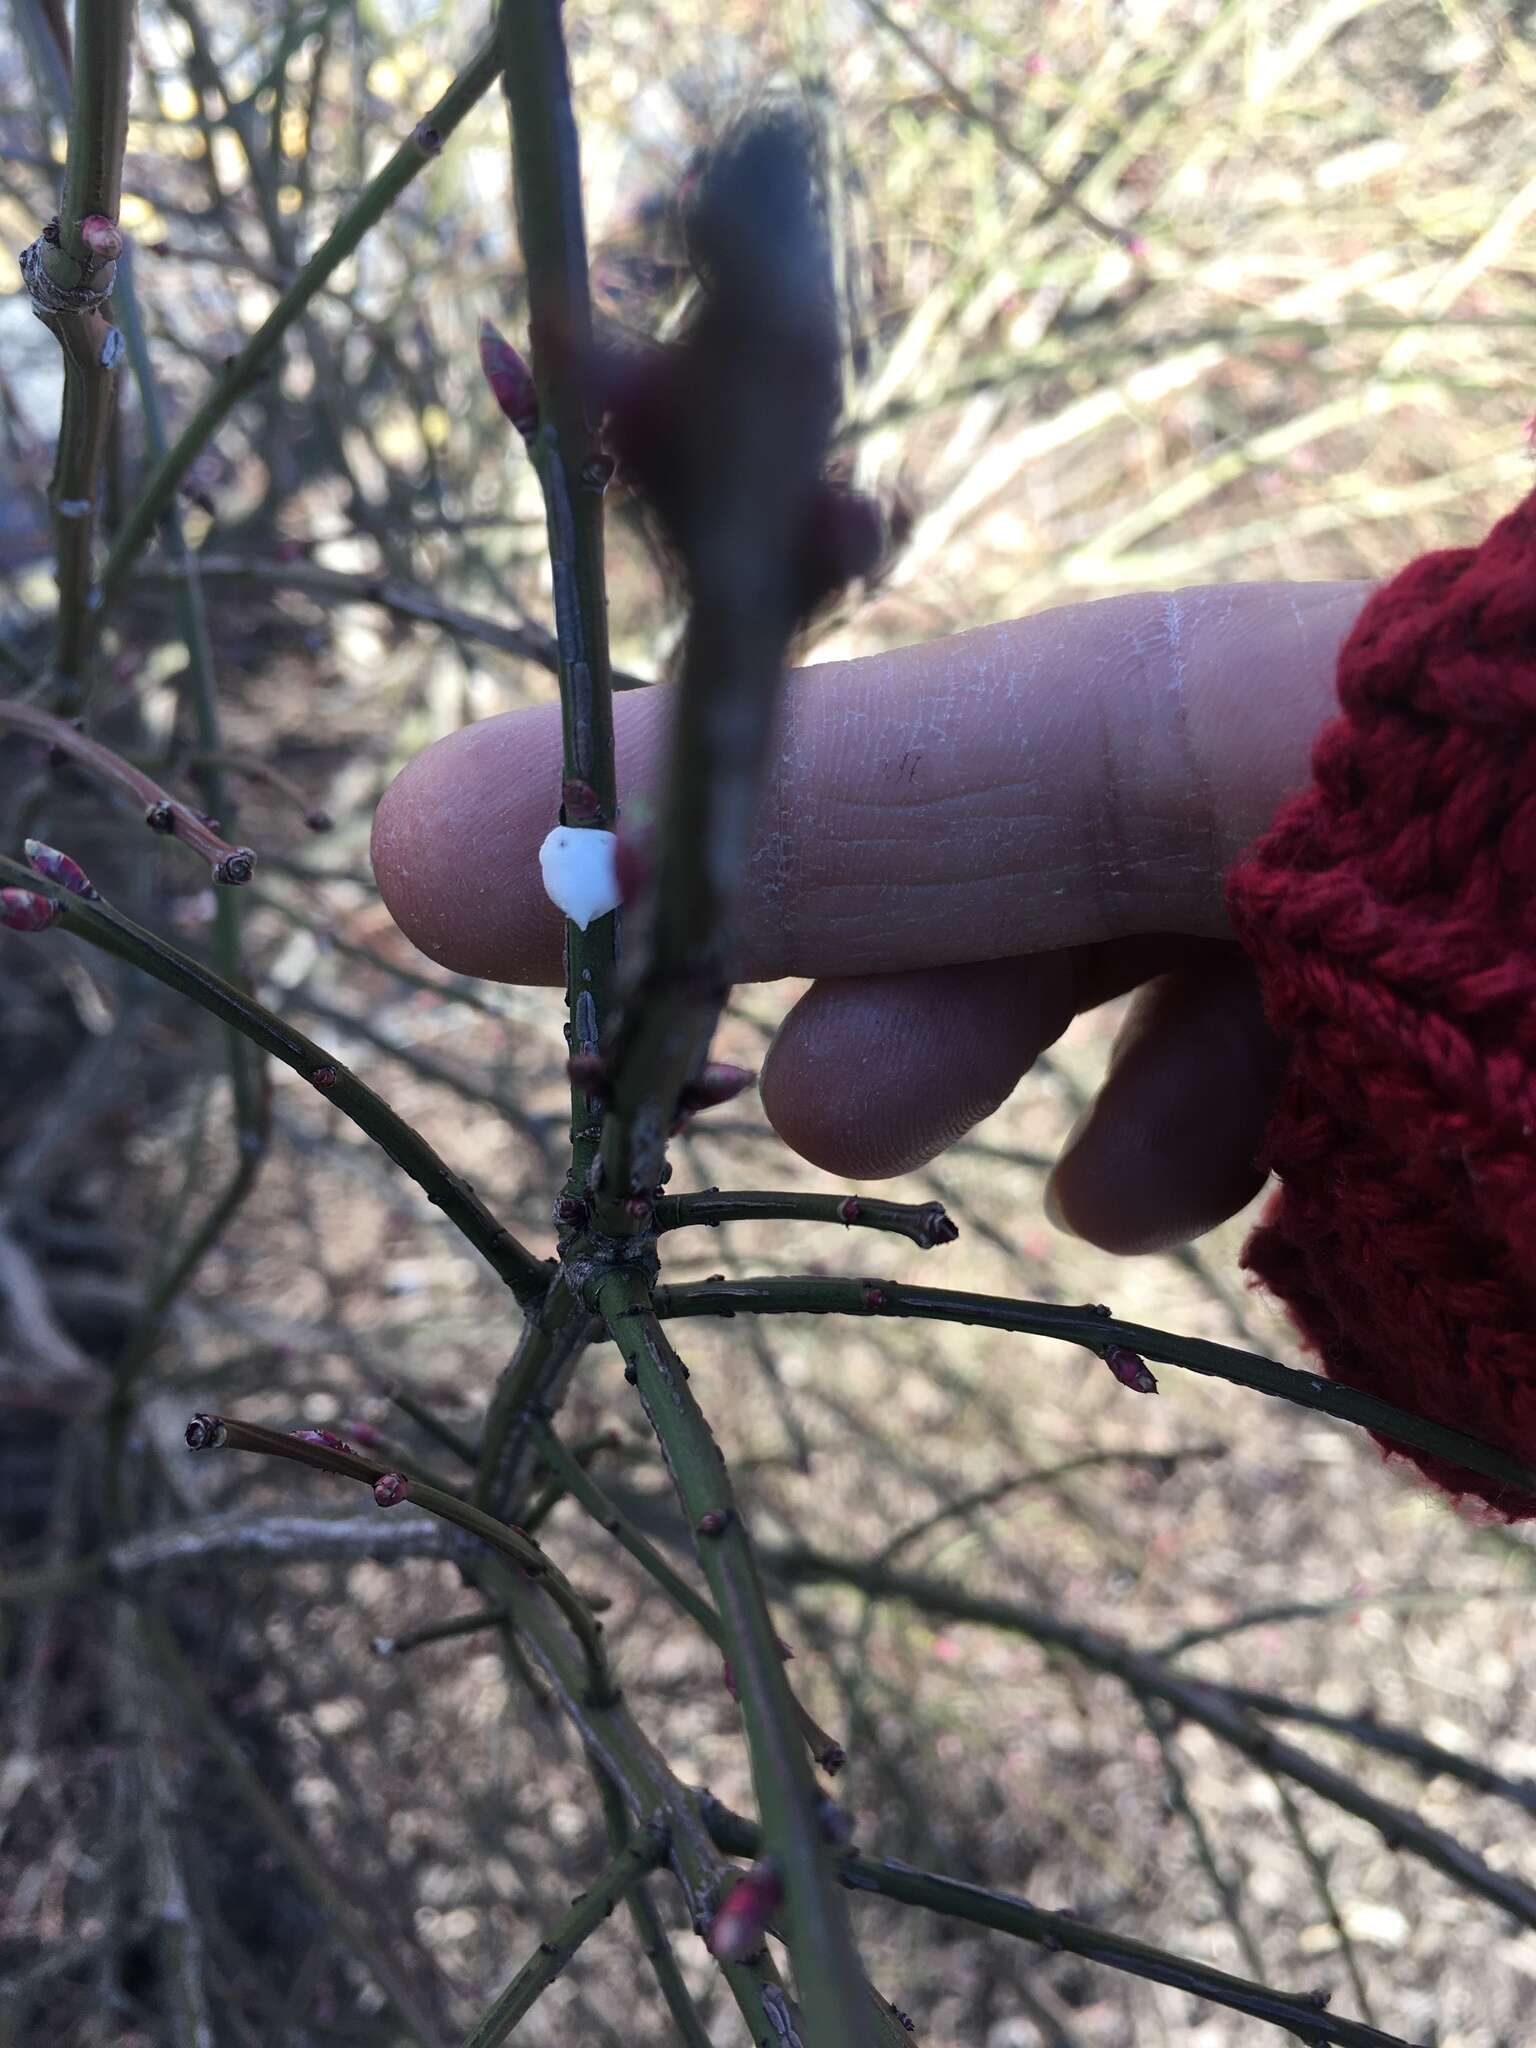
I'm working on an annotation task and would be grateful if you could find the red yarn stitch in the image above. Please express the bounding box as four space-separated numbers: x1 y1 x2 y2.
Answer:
1226 489 1536 1518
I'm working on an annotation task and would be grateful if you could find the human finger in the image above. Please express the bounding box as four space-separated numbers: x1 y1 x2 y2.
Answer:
372 582 1366 985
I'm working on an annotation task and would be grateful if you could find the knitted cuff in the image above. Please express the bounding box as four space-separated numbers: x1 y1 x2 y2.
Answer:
1225 490 1536 1518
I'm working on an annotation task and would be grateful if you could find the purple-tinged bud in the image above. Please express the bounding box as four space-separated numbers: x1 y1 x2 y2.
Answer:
80 214 124 260
185 1413 227 1450
412 123 443 157
0 889 63 932
677 1064 754 1116
860 1282 889 1312
706 1861 784 1963
561 778 603 825
292 1427 355 1454
614 829 651 909
622 1194 652 1222
567 1053 607 1099
309 1065 339 1090
553 1193 589 1228
696 1509 729 1537
373 1471 410 1508
304 809 333 834
1104 1344 1158 1395
24 839 98 899
479 319 539 442
837 1196 862 1225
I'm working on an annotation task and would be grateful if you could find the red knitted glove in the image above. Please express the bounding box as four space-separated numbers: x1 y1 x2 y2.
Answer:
1226 489 1536 1517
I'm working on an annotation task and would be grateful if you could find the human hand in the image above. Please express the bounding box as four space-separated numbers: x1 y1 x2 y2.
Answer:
372 581 1367 1254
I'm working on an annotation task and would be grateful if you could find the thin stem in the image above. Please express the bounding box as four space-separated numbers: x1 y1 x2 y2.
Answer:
188 1413 617 1706
497 0 618 1197
598 1269 872 2046
0 855 551 1309
592 1769 714 2048
530 1420 845 1771
654 1189 958 1250
139 556 655 691
766 1545 1536 1930
469 1553 806 2045
373 1609 511 1658
702 1805 1422 2048
459 1827 667 2048
653 1276 1536 1508
97 30 503 609
0 699 256 881
22 0 134 704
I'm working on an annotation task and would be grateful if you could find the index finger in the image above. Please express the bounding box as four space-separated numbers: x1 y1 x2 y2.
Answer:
371 580 1366 985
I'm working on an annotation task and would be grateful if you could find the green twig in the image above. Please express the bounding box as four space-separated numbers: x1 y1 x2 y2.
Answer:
497 0 618 1198
592 1768 714 2048
703 1804 1422 2048
598 1268 872 2045
459 1826 667 2048
530 1420 845 1771
654 1276 1536 1507
0 855 552 1309
19 0 134 705
654 1188 958 1250
186 1412 617 1706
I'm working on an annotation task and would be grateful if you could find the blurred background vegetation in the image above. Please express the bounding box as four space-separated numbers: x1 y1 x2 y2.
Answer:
3 2 1536 2043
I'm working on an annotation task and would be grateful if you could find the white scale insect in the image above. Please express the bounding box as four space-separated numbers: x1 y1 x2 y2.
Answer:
538 825 621 931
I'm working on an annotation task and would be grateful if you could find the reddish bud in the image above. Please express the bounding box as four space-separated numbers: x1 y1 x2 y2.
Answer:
291 1427 355 1454
561 778 603 825
860 1282 889 1312
553 1193 588 1227
373 1471 410 1508
677 1064 754 1116
184 1413 226 1450
1104 1344 1158 1395
479 319 538 441
613 829 650 908
1 889 63 932
309 1065 339 1089
622 1194 652 1221
567 1053 607 1098
707 1861 784 1963
696 1509 729 1537
80 214 124 260
24 839 98 899
837 1196 862 1225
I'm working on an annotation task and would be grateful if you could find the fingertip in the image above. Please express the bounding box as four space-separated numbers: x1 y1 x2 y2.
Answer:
760 958 1076 1179
1044 956 1280 1255
371 708 569 983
